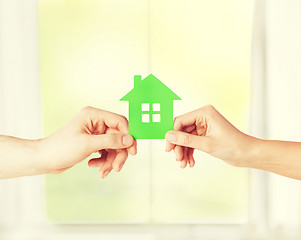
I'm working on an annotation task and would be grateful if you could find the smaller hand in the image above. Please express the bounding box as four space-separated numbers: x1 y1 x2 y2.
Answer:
40 107 137 178
165 105 252 168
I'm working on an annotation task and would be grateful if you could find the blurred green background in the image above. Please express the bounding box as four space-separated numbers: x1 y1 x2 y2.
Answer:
39 0 252 223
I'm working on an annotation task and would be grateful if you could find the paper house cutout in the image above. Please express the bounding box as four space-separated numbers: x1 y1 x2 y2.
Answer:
120 74 181 139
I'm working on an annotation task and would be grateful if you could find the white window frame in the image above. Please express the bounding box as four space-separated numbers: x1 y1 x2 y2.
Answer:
1 0 301 239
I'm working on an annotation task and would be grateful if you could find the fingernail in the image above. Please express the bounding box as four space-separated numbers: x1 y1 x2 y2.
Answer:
166 133 176 142
103 171 110 178
122 135 133 146
181 161 186 168
174 152 180 161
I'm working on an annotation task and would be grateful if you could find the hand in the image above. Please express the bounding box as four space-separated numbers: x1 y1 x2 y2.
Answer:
165 105 255 168
39 107 137 178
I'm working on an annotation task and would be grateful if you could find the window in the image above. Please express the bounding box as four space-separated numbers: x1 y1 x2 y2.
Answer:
141 103 149 111
152 114 160 122
39 0 252 224
142 114 150 123
141 103 150 123
152 103 160 111
3 0 301 239
152 104 161 122
141 103 161 123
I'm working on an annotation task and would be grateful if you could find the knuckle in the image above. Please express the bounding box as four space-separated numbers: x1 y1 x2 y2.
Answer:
173 117 182 129
203 104 214 112
173 117 179 125
120 115 127 121
81 106 93 114
120 115 128 125
113 113 128 128
201 105 216 118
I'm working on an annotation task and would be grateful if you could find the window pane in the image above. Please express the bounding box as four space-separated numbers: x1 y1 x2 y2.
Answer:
150 0 252 223
142 114 150 123
39 0 252 223
152 103 160 111
39 0 151 223
142 103 150 111
152 114 161 122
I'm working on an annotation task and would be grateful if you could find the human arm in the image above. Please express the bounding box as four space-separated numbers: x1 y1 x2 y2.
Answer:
0 107 137 179
165 105 301 180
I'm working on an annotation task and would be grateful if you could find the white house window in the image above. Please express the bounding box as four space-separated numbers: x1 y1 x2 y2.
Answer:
141 103 150 111
142 114 150 122
152 103 160 111
141 103 161 123
152 104 161 122
152 114 161 122
142 103 150 123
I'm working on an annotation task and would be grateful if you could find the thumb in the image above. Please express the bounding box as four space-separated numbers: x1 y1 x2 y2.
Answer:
165 131 211 153
88 133 134 151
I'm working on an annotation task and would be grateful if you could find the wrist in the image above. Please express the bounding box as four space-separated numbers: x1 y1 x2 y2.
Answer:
31 137 51 175
13 137 47 177
239 135 264 168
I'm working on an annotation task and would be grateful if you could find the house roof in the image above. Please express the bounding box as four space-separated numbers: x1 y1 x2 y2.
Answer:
120 74 181 102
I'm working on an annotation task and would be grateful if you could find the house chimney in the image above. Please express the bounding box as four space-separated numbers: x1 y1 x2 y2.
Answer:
134 75 141 88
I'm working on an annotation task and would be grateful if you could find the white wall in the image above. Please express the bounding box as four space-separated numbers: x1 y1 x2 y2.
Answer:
0 0 45 233
265 0 301 232
250 1 301 238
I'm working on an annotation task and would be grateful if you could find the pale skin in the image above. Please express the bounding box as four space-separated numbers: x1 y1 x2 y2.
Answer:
165 105 301 180
0 107 137 179
1 105 301 180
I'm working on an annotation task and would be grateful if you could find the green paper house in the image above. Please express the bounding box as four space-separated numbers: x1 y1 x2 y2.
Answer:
120 74 181 139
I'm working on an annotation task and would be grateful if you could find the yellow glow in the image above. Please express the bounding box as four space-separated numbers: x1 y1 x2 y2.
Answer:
39 0 253 222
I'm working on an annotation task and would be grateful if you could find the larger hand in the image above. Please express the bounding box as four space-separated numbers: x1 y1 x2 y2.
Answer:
40 107 137 178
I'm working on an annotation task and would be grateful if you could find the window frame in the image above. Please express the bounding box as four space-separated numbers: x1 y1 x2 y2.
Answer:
141 103 161 123
0 0 258 238
3 0 301 239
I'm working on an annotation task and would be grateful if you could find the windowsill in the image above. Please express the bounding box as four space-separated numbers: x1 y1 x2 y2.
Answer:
2 223 300 240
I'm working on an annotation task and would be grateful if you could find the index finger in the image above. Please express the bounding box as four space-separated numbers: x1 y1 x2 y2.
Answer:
173 108 204 130
100 111 137 155
83 107 129 133
166 108 205 151
100 110 129 133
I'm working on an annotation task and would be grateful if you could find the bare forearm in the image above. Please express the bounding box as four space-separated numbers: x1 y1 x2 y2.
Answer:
246 138 301 180
0 135 44 179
